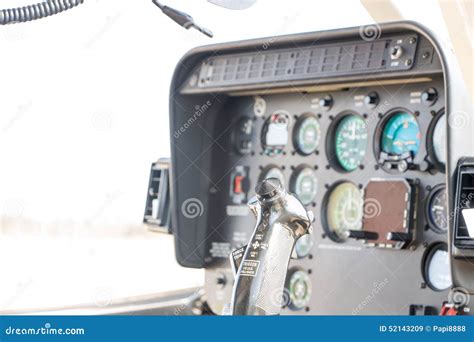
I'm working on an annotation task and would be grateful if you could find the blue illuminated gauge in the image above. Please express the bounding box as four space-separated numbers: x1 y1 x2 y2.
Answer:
381 112 421 156
293 113 321 155
290 166 318 206
334 115 368 172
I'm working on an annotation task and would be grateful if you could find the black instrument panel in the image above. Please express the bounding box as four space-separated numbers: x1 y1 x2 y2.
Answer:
169 24 451 315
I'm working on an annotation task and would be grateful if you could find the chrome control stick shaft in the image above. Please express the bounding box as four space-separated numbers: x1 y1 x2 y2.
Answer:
230 178 313 315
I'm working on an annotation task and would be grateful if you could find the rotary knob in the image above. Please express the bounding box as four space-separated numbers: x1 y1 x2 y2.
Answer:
421 88 438 106
364 92 379 108
319 95 333 110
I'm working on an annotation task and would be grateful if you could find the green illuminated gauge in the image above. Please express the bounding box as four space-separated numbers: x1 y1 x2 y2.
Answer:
259 165 285 187
381 111 421 156
290 166 318 206
325 182 363 241
286 269 312 310
293 113 321 155
334 115 368 171
294 233 314 259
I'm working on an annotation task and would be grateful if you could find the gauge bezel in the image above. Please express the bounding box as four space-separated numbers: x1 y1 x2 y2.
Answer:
326 111 367 173
285 267 312 311
424 183 448 234
261 110 291 157
259 164 286 186
426 108 446 173
292 112 321 156
321 180 362 243
421 242 451 292
289 164 318 206
373 108 420 173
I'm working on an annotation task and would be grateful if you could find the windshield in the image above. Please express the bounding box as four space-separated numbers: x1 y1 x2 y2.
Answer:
0 0 456 311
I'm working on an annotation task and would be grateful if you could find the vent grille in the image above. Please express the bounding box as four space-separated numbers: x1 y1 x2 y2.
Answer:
199 40 387 87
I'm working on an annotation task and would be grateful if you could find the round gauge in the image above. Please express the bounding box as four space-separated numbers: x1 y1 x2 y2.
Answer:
324 182 363 241
261 112 290 156
290 166 317 206
425 184 448 234
422 242 452 291
333 114 368 172
286 269 312 310
294 233 314 259
293 113 321 155
381 111 421 157
429 112 447 170
259 165 285 187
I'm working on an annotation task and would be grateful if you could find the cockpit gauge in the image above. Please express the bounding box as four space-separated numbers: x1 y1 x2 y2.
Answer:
259 165 285 187
425 184 448 234
285 268 312 310
293 113 321 155
329 114 368 172
422 242 452 291
381 111 421 157
290 165 318 206
323 182 363 242
261 111 290 156
294 233 314 259
427 111 446 172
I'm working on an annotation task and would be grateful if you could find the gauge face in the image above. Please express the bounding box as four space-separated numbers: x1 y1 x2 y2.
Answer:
287 269 312 310
432 113 447 165
334 115 368 171
259 165 285 187
426 185 448 234
290 166 317 205
325 182 363 241
261 112 290 156
294 233 313 259
423 243 452 291
293 114 321 155
381 111 421 157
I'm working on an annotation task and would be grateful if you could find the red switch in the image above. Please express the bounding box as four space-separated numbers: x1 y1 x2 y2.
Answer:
234 175 244 194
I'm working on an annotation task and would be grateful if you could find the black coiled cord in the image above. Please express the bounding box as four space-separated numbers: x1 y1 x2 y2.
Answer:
0 0 85 25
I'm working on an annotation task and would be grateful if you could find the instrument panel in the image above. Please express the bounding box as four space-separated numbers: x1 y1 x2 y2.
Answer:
169 25 452 315
203 79 448 314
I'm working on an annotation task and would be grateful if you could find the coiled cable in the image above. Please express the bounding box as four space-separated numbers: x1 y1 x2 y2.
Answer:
0 0 85 25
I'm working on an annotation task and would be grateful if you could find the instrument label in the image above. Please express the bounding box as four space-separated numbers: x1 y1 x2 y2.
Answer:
239 260 260 277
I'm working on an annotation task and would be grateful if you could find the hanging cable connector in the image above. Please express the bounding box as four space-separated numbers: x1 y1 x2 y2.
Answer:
152 0 213 38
